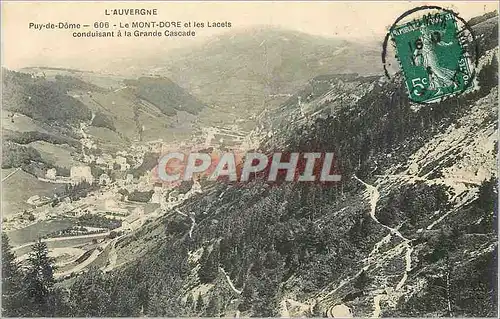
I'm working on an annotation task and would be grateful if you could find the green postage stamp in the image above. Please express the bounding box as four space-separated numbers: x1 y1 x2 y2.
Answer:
390 11 473 103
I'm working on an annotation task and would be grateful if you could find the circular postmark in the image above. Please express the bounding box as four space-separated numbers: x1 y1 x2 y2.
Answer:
382 6 479 104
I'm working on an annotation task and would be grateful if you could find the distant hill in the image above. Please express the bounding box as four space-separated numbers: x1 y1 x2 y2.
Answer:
2 69 92 125
3 67 209 145
148 27 381 117
124 77 205 116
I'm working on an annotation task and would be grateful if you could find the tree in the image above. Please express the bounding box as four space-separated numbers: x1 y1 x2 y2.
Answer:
2 233 24 316
478 53 498 94
477 177 497 213
195 293 204 313
205 296 220 317
185 293 195 314
252 273 279 317
354 270 372 291
311 302 322 317
427 226 462 263
23 239 63 316
305 301 323 318
68 266 111 316
198 246 219 284
238 276 255 312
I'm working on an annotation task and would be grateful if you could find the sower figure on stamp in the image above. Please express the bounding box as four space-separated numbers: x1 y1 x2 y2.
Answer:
413 25 457 91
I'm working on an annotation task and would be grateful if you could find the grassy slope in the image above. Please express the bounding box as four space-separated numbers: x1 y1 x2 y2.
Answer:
2 169 65 217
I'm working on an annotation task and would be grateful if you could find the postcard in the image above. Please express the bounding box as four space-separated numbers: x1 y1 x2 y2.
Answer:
1 1 498 317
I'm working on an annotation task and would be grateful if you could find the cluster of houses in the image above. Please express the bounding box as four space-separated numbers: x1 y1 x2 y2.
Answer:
42 166 95 186
25 139 207 231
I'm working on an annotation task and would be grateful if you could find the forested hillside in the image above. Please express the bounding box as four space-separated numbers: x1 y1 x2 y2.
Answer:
124 77 205 116
2 69 93 125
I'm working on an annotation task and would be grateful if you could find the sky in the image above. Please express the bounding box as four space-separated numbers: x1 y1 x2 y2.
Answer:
2 1 498 71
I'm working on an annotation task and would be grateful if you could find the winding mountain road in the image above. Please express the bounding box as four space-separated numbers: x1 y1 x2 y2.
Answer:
12 232 110 251
353 175 413 318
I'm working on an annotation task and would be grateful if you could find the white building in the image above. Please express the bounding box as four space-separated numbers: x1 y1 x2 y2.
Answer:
70 165 93 185
126 174 134 184
151 186 164 204
115 156 130 171
45 168 57 180
99 173 111 185
27 195 51 206
122 208 144 231
96 156 106 165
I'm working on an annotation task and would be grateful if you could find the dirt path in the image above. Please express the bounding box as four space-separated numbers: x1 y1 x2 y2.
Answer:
55 248 100 278
219 267 242 295
175 208 196 239
353 175 413 318
2 168 21 182
12 232 110 251
103 237 118 272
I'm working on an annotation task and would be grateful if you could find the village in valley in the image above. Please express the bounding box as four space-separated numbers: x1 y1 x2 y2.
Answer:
2 104 255 281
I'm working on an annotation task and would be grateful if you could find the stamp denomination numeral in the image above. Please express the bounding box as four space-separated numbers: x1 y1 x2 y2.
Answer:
411 77 428 96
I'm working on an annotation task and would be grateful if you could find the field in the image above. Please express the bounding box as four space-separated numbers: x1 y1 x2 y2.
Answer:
7 219 75 246
2 169 65 217
79 90 138 139
29 141 81 169
1 112 50 133
87 126 127 151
